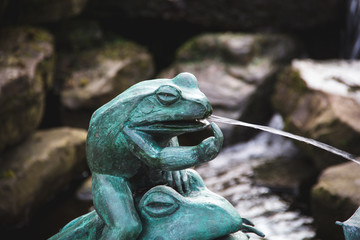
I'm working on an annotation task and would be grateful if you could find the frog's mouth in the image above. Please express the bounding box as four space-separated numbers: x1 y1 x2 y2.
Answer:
135 118 210 134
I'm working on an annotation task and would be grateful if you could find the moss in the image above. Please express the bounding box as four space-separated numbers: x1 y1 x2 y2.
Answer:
80 77 89 87
31 28 53 43
251 57 265 66
176 34 220 62
36 52 55 89
312 186 350 210
103 40 146 59
273 67 308 117
0 170 15 179
290 69 307 93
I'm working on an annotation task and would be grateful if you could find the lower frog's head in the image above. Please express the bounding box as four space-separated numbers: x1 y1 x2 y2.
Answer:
137 169 245 240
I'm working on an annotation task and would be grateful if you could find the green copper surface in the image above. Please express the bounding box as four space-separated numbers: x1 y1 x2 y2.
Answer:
337 207 360 240
50 170 256 240
50 72 264 240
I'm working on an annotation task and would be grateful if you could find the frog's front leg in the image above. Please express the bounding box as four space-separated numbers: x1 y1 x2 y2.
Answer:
162 169 189 194
161 137 189 194
92 173 142 240
123 122 223 170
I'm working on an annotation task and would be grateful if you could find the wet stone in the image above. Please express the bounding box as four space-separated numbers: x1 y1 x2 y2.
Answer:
159 33 299 145
0 27 54 153
86 0 343 31
0 127 87 227
58 39 155 128
273 59 360 169
311 162 360 240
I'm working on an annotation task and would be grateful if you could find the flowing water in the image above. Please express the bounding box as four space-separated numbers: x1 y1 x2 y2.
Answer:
343 0 360 59
208 115 360 166
198 115 316 240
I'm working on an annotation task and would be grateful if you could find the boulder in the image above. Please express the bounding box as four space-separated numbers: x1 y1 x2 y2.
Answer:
273 60 360 169
159 33 299 144
311 162 360 240
3 0 87 24
0 0 7 19
0 27 54 153
55 20 104 52
58 39 154 128
0 127 88 227
86 0 343 31
253 155 317 195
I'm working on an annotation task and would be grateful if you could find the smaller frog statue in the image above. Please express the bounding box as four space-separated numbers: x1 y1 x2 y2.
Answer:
49 169 264 240
50 72 264 240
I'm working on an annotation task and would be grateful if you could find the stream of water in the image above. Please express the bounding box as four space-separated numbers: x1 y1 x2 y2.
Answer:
198 114 316 240
343 0 360 59
208 115 360 166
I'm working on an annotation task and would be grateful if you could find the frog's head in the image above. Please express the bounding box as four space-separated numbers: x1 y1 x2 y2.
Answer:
125 72 212 137
137 169 247 240
89 72 211 136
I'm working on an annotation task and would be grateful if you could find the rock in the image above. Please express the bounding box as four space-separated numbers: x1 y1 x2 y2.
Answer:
58 39 154 128
0 127 88 227
159 33 299 144
273 60 360 169
76 176 92 202
311 162 360 240
0 27 54 153
3 0 87 24
0 0 7 19
55 20 104 52
86 0 343 31
253 155 317 196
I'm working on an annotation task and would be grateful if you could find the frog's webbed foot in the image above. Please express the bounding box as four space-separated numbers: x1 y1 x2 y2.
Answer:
162 170 190 195
241 218 254 226
240 221 265 238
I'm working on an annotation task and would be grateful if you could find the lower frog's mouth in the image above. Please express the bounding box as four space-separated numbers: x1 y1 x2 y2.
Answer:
135 118 210 133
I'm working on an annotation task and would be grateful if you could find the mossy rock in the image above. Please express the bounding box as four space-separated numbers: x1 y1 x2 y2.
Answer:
58 39 154 128
176 33 298 65
86 0 343 31
273 60 360 169
253 155 317 194
55 20 104 52
0 127 87 227
3 0 87 24
159 33 300 145
311 162 360 240
0 26 54 153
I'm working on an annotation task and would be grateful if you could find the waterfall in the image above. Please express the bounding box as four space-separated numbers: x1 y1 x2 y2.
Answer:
342 0 360 59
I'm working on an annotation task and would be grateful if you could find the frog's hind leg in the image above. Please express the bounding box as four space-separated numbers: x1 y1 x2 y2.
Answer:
92 173 142 240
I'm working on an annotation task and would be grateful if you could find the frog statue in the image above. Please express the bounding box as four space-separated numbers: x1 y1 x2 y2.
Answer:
49 72 264 240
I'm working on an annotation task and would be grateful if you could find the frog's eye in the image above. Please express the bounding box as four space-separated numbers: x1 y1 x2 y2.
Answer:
155 85 181 105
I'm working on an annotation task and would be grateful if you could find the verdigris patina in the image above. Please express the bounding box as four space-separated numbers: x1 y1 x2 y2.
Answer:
337 207 360 240
49 169 262 239
50 72 264 239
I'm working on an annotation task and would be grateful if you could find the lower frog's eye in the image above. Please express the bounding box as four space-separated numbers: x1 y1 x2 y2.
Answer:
155 85 181 105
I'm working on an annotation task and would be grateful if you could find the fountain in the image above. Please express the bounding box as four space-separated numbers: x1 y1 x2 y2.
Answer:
49 72 264 240
49 72 359 240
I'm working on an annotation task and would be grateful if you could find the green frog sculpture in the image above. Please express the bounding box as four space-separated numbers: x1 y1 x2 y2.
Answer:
50 72 264 240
